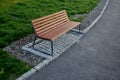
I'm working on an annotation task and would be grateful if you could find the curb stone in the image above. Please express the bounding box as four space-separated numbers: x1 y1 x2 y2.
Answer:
17 69 36 80
83 0 110 33
16 0 110 80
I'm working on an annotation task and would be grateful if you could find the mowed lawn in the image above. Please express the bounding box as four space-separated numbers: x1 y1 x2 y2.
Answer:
0 0 99 80
0 49 31 80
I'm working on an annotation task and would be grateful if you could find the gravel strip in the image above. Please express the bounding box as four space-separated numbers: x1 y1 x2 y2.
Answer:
4 34 45 66
4 0 107 66
80 0 107 30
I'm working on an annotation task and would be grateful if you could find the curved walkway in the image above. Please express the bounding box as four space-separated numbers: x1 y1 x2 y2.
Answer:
27 0 120 80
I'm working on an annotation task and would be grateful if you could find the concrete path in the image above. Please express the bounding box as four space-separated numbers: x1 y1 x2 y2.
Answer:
27 0 120 80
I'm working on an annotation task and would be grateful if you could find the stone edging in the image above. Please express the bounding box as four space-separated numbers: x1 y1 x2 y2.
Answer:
16 0 110 80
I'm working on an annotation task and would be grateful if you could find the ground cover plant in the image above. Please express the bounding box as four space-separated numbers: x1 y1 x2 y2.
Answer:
0 49 31 80
0 0 99 80
0 0 99 48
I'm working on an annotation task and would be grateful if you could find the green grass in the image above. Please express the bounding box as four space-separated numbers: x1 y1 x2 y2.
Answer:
0 0 99 80
0 49 31 80
0 0 99 48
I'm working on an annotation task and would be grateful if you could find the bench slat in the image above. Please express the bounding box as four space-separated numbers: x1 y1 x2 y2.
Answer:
32 10 69 35
32 10 80 41
33 12 67 27
32 10 67 23
38 21 80 41
36 19 68 35
34 15 67 30
35 16 68 32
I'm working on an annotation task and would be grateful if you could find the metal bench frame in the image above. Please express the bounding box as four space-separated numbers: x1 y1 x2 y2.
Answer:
31 10 82 55
31 27 81 55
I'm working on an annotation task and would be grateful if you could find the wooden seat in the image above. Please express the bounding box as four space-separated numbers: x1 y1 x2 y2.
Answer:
39 21 80 41
31 10 80 55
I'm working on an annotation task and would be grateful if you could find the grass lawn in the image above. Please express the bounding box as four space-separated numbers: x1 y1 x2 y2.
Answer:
0 49 31 80
0 0 99 80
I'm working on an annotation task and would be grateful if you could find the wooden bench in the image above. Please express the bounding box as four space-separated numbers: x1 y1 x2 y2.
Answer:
31 10 80 55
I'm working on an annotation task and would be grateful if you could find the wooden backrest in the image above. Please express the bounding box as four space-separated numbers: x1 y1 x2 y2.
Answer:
32 10 69 35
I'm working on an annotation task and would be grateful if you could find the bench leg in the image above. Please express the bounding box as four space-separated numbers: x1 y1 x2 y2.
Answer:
78 25 84 34
51 41 53 55
78 25 80 33
32 36 37 48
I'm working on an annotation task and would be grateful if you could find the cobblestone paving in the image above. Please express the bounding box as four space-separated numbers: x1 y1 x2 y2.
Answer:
22 31 82 58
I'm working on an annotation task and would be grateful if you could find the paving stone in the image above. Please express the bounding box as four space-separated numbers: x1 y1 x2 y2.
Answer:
22 32 82 59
